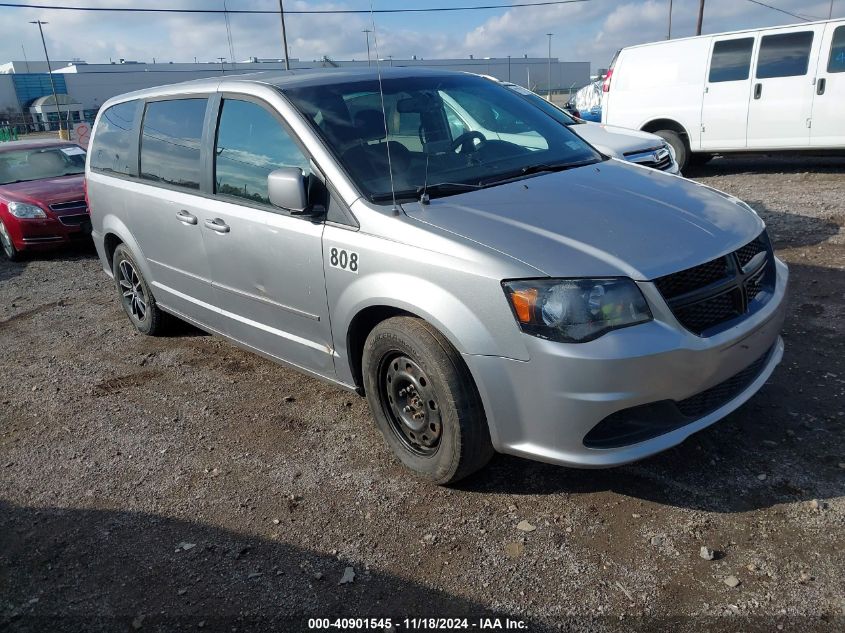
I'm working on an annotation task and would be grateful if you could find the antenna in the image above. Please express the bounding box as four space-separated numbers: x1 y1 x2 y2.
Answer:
420 152 430 205
369 1 398 213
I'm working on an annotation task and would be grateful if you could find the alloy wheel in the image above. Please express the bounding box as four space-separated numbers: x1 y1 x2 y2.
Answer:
0 222 13 258
118 259 147 321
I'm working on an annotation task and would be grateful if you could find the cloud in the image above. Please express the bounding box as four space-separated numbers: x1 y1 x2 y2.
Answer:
0 0 838 72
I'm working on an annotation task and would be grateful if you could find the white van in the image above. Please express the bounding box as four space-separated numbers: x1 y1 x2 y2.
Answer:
602 19 845 169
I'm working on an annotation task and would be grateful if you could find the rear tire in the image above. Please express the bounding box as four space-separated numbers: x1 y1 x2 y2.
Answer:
112 244 170 336
654 129 689 172
0 220 21 262
362 316 494 485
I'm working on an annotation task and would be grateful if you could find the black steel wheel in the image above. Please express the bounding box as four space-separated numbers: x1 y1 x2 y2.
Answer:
363 316 494 485
380 354 443 456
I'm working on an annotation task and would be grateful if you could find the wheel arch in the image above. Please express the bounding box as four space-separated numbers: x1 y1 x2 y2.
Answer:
640 118 690 143
98 216 153 282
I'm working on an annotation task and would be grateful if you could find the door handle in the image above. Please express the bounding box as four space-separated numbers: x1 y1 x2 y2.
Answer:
204 218 230 233
753 83 762 99
176 210 197 225
817 77 826 95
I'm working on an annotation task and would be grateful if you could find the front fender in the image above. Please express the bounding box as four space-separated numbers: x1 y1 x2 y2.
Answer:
330 271 531 386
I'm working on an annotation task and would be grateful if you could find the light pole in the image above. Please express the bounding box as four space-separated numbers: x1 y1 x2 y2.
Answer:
696 0 705 36
507 55 511 82
830 0 835 19
218 57 226 75
668 0 673 39
546 33 553 100
30 20 64 135
278 0 290 70
362 29 372 66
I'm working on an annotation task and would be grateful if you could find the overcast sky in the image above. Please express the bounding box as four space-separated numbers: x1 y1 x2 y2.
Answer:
0 0 839 72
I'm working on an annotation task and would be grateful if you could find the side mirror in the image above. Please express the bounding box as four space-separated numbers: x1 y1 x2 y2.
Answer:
268 167 308 213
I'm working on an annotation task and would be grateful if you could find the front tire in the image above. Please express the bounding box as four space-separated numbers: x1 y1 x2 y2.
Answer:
112 244 169 336
654 129 689 172
362 317 494 485
0 220 21 262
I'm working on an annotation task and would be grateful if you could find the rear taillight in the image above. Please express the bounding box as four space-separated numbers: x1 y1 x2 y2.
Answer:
602 68 613 93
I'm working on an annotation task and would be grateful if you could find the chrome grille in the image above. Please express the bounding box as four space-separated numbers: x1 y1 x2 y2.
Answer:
624 146 674 171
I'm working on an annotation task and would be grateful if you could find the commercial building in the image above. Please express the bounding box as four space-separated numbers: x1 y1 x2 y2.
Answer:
0 57 590 131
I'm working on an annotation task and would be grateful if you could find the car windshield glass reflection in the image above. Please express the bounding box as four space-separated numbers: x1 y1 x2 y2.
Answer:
282 73 602 202
0 147 85 185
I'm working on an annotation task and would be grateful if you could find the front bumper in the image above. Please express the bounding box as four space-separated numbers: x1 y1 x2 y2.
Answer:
9 215 91 251
465 257 788 468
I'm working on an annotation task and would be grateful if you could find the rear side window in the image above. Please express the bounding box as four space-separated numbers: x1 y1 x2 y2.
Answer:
828 26 845 73
140 98 207 190
709 38 754 82
756 31 814 79
90 100 140 175
214 99 310 206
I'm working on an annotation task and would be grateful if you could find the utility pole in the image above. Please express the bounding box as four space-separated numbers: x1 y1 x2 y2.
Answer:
696 0 705 36
546 33 553 100
218 57 226 75
668 0 673 39
278 0 290 70
362 29 372 66
29 20 64 135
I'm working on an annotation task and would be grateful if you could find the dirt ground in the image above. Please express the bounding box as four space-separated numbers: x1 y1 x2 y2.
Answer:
1 155 843 632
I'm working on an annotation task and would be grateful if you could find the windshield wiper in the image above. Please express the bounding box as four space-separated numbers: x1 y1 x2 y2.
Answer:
480 159 597 187
416 182 481 202
370 182 481 205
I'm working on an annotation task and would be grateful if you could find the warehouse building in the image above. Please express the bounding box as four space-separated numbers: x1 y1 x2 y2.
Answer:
0 57 590 131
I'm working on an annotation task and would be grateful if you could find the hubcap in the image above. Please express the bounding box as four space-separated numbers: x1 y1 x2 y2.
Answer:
118 259 147 321
380 354 442 456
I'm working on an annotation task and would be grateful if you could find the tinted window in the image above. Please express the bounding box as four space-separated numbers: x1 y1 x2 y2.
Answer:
756 31 814 79
828 26 845 73
214 99 310 206
709 38 754 82
91 100 140 175
140 98 206 190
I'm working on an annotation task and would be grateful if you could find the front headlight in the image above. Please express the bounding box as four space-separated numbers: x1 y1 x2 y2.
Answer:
502 278 652 343
8 201 47 219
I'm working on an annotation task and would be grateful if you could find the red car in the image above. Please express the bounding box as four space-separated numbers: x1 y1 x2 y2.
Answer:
0 140 89 261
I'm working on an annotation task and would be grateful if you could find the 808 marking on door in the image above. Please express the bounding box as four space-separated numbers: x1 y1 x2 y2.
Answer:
329 247 359 274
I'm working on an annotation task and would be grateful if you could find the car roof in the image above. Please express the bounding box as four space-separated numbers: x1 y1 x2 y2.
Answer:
101 66 472 107
0 139 80 153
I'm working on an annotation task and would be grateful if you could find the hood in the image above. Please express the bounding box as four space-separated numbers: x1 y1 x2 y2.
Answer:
402 159 764 281
0 174 85 208
571 123 664 158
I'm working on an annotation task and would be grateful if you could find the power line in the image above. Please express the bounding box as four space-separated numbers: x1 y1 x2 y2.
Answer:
0 1 590 14
744 0 817 21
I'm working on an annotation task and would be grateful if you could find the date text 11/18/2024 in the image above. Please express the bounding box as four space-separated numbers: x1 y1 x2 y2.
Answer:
307 617 528 630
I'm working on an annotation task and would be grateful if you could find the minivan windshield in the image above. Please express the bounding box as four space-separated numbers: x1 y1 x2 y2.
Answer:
282 74 602 202
0 145 86 185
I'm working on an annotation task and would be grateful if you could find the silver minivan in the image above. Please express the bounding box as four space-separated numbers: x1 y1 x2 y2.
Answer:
87 68 788 484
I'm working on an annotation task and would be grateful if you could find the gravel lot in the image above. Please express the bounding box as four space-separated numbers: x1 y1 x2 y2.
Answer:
1 155 844 632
